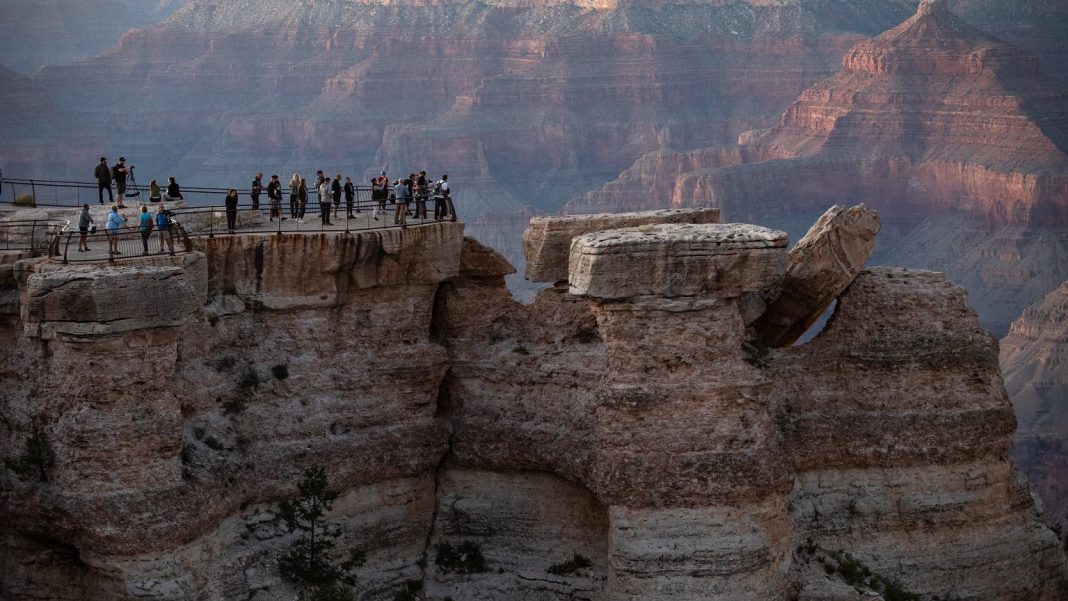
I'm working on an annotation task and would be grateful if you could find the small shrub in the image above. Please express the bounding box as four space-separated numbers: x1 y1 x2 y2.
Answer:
203 435 225 451
547 553 593 576
392 579 423 601
13 194 35 207
214 356 237 372
575 326 598 343
511 346 529 355
880 578 920 601
237 365 260 390
222 396 247 415
0 272 16 291
434 540 488 574
272 364 290 380
4 429 54 482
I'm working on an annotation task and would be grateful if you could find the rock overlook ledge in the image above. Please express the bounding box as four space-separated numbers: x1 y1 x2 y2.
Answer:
0 211 1065 600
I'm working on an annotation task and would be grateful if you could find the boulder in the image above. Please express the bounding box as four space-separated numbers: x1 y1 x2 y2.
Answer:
568 223 786 301
755 204 879 347
523 208 720 283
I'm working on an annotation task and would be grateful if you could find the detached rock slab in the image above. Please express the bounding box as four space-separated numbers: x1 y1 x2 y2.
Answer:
756 204 879 347
523 208 720 283
569 223 787 300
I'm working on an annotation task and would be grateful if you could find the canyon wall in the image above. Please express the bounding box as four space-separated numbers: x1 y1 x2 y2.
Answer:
1001 283 1068 536
2 209 1066 599
571 0 1068 335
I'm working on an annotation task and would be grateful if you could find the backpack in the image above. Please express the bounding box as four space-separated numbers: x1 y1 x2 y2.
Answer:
156 212 168 228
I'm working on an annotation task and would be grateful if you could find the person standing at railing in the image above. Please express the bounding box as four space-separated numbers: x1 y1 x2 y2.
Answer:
138 205 154 255
155 204 174 254
113 158 129 208
78 203 93 252
394 178 411 227
331 174 342 220
433 174 450 221
318 178 333 226
268 175 283 222
315 170 326 207
105 205 127 256
372 171 388 220
414 171 428 219
344 177 355 219
95 157 113 205
166 177 183 201
250 173 263 211
297 178 308 223
289 173 301 219
225 189 239 234
149 179 162 204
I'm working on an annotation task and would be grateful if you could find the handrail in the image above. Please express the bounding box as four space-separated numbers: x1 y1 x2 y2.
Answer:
0 219 69 257
2 175 451 209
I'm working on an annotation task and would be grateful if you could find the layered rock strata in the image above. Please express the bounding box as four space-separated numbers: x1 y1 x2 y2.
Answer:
1 211 1066 600
570 0 1068 334
1001 282 1068 535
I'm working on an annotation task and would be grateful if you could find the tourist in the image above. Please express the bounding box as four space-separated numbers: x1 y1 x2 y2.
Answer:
394 178 410 227
414 171 428 219
166 176 183 201
95 157 113 205
343 176 355 218
434 174 450 221
113 157 129 208
289 173 301 219
78 203 93 252
268 174 283 221
225 189 239 233
250 172 263 211
138 205 153 255
297 178 308 222
148 179 162 204
315 170 326 206
318 178 332 226
373 171 388 219
331 174 342 219
156 204 173 254
105 204 127 256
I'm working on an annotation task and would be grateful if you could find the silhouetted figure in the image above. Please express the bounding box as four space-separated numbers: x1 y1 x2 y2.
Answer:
250 172 263 210
225 189 239 233
95 157 113 205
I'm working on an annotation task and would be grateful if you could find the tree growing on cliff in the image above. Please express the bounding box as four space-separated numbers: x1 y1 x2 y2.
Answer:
277 465 366 601
4 428 54 482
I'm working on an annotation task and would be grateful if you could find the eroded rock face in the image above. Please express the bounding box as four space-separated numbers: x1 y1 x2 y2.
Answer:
1 215 1065 600
523 208 721 283
1001 282 1068 534
755 204 880 347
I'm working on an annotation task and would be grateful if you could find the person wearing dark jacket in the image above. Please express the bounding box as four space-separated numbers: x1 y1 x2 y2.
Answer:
297 178 308 222
331 174 342 219
95 157 113 205
225 189 239 233
343 177 355 218
250 173 263 210
166 177 183 201
78 204 93 251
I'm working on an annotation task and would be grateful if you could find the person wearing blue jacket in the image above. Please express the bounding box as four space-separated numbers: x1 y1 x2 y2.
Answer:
105 205 127 257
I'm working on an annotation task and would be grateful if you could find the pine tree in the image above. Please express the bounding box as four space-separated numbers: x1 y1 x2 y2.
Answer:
277 466 365 601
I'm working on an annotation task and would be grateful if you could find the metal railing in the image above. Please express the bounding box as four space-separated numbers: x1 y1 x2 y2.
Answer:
171 195 458 238
0 219 68 257
1 176 455 214
58 218 192 263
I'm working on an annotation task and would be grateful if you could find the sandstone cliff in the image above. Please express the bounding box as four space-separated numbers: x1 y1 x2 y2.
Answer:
1 209 1065 600
1001 282 1068 537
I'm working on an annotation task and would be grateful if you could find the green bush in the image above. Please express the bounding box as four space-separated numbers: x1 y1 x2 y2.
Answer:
4 429 54 482
13 194 35 207
434 540 488 574
547 553 593 576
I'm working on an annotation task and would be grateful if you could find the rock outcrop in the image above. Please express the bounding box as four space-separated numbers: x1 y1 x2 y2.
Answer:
755 204 880 347
1 212 1065 600
1001 282 1068 535
571 0 1068 335
523 208 721 283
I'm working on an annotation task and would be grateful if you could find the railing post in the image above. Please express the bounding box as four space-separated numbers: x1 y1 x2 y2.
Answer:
209 207 214 239
63 231 72 264
29 180 36 206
